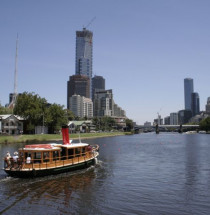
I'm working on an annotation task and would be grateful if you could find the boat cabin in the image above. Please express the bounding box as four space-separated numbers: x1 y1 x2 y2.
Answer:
5 143 94 170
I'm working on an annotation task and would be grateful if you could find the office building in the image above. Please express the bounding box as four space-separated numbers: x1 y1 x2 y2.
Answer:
184 78 194 110
191 92 200 116
75 28 93 78
178 110 192 124
170 112 178 125
113 103 126 117
70 95 93 118
93 89 113 117
164 116 170 125
206 97 210 114
92 75 105 99
67 75 90 109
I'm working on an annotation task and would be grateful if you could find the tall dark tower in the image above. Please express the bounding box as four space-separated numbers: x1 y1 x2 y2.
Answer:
92 75 105 99
67 75 90 109
191 92 200 116
184 78 194 111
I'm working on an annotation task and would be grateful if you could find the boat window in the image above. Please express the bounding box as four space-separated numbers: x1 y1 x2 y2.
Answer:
61 148 67 160
82 147 86 155
53 150 59 161
75 148 81 157
68 148 74 159
34 152 41 163
43 152 50 163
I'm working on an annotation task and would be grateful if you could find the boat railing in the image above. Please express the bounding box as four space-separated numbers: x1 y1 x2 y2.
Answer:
4 150 95 171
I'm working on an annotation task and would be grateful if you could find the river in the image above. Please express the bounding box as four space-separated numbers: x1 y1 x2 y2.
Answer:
1 133 210 215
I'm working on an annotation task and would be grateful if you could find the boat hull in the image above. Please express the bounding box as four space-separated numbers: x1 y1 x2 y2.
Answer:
4 158 96 178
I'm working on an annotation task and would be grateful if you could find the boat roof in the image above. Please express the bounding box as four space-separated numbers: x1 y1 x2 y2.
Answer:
22 143 62 151
21 142 89 151
61 143 89 148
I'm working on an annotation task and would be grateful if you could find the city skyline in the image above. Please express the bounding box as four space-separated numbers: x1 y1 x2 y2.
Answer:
1 1 210 124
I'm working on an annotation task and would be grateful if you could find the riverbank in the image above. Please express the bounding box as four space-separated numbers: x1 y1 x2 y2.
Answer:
0 132 130 144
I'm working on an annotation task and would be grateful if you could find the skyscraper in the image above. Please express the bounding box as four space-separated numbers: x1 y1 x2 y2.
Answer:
191 92 200 116
206 97 210 114
92 75 105 99
93 89 113 117
67 75 90 109
184 78 194 110
75 28 93 78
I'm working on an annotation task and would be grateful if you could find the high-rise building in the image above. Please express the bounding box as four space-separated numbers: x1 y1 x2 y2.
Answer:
206 97 210 114
170 112 178 125
70 95 93 118
92 75 105 99
178 109 192 124
164 116 170 125
184 78 194 110
191 92 200 116
67 75 90 109
93 89 113 117
75 28 93 78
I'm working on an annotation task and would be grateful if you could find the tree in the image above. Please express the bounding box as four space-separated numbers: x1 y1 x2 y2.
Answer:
65 109 75 121
199 117 210 132
125 118 134 131
92 116 116 131
14 92 76 134
47 104 69 134
0 104 13 114
14 92 48 133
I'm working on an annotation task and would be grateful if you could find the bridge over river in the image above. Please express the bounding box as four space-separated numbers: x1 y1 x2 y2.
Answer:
135 124 200 134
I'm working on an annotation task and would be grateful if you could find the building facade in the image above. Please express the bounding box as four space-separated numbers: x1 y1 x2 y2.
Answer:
178 110 192 124
93 89 113 117
164 116 170 125
70 95 93 118
191 92 200 116
184 78 194 110
170 112 178 125
67 75 90 109
0 114 23 135
92 75 105 99
206 97 210 114
75 28 93 79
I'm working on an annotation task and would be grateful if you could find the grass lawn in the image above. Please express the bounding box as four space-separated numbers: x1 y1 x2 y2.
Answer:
0 132 127 144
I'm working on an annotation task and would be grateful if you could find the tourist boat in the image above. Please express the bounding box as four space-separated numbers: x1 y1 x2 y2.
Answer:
3 126 99 178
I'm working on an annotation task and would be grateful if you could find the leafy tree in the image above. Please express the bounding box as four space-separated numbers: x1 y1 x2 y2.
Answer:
93 116 116 131
47 104 69 134
65 109 75 121
199 117 210 131
14 92 48 133
125 118 134 131
0 104 13 114
12 92 76 134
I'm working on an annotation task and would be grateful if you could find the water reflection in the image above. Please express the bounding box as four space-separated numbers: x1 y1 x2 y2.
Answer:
0 166 98 214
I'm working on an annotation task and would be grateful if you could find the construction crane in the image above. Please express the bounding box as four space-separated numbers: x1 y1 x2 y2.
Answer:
84 16 96 29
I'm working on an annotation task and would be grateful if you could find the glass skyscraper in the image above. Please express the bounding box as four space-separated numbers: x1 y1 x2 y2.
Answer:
75 28 93 78
191 92 200 116
184 78 194 110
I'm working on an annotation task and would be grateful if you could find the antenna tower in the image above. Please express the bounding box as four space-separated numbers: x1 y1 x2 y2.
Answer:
8 34 18 109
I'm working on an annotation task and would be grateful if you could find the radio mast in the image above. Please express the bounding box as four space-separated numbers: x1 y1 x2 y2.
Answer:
8 34 18 109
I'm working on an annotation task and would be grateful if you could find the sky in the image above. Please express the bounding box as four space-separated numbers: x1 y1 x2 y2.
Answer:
0 0 210 125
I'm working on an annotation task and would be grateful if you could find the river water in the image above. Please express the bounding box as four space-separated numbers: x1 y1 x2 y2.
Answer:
0 133 210 215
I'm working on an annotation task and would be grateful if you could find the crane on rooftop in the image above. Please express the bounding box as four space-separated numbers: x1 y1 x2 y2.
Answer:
84 16 96 29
